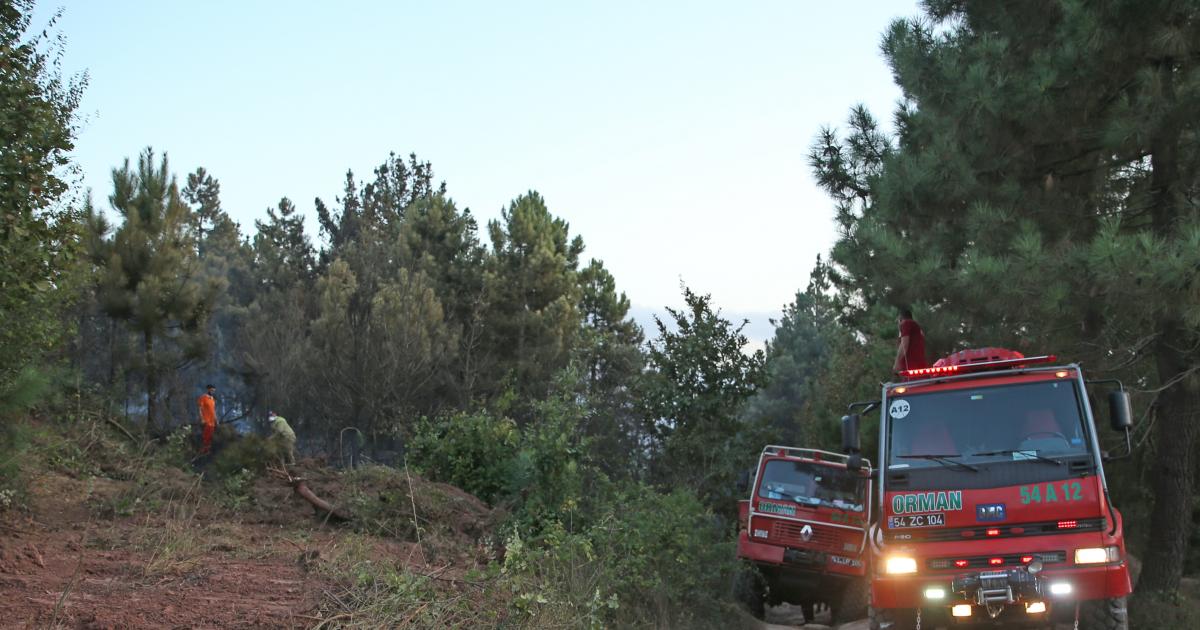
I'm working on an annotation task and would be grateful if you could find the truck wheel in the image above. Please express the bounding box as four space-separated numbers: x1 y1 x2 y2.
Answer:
732 568 766 619
833 577 869 624
1079 597 1129 630
868 605 917 630
800 601 816 623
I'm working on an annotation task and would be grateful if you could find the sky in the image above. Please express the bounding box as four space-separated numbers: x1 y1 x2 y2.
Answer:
40 0 918 345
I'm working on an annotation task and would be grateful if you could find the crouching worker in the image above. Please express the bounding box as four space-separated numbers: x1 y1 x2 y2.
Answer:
268 411 297 465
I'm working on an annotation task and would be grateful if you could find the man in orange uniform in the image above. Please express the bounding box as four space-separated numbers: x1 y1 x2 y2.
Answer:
197 384 217 455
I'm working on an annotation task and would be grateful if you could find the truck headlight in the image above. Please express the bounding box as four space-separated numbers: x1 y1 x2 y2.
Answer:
1074 546 1119 564
885 556 918 574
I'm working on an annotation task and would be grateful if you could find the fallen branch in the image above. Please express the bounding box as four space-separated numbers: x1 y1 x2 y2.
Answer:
268 464 353 522
294 480 354 522
104 415 139 444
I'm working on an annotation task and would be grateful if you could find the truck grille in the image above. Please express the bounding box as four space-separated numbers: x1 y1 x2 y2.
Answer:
928 550 1067 571
770 520 844 552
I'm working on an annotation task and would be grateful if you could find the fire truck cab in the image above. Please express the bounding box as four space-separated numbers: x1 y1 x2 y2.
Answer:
735 445 873 624
842 348 1134 629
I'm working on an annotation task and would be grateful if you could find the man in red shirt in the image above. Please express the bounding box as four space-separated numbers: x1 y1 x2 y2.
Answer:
197 384 217 455
893 308 929 373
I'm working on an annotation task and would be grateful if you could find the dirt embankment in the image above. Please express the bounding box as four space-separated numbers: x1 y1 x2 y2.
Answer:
0 458 496 629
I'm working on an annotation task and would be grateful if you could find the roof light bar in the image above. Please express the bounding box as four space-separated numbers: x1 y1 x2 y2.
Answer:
899 355 1058 380
903 364 961 377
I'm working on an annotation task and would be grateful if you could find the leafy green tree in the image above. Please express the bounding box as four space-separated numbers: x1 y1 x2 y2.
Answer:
811 0 1200 592
639 286 767 508
484 191 585 407
0 0 86 402
86 148 218 429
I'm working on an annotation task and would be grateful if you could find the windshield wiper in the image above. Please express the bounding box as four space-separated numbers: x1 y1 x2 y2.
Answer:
896 454 979 472
969 449 1063 466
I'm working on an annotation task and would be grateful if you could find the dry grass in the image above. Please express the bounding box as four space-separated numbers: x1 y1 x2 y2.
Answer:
138 475 206 578
310 533 508 629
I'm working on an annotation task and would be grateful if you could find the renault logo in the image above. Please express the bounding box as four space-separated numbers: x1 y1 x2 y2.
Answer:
800 524 814 541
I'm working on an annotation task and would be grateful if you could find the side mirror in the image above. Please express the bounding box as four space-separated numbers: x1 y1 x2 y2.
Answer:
1108 391 1133 431
842 414 862 453
842 414 862 471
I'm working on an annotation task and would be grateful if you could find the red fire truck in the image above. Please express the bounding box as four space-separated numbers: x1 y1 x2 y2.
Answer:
735 445 873 624
841 348 1134 629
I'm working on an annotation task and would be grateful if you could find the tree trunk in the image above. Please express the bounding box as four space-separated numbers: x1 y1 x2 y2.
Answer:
1139 327 1200 593
144 330 157 433
1138 62 1198 592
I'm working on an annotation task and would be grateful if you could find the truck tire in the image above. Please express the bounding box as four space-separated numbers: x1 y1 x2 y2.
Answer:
1079 597 1129 630
732 568 766 619
868 605 917 630
833 577 869 624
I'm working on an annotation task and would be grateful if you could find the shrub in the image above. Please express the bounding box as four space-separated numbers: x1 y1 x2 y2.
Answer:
504 482 740 628
408 411 519 505
209 433 281 479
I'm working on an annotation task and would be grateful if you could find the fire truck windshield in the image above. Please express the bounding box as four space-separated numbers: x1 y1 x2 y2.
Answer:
758 460 865 512
887 379 1089 470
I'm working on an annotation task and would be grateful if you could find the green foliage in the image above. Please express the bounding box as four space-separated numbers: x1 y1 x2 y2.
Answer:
0 1 86 402
502 482 740 628
252 197 315 293
410 372 590 529
754 260 896 464
340 464 494 546
0 367 56 419
484 191 586 405
574 259 645 479
220 467 255 510
639 285 768 509
315 533 506 629
86 148 219 428
409 411 520 505
506 381 590 531
209 433 277 479
811 0 1200 590
0 417 37 512
308 258 456 439
1130 589 1200 628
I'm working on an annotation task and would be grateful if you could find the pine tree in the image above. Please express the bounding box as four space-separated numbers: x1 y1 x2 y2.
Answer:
253 197 315 293
576 258 644 477
397 195 487 402
811 0 1200 592
309 259 455 439
87 148 218 429
484 191 585 407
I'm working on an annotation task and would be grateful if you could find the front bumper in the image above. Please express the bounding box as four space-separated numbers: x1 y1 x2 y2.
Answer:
737 531 866 577
871 561 1132 609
